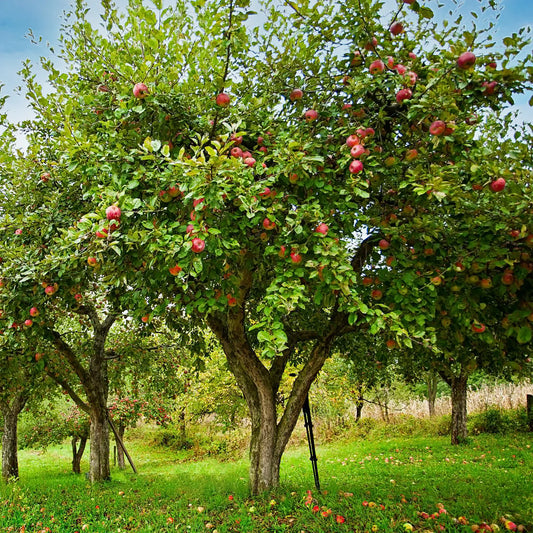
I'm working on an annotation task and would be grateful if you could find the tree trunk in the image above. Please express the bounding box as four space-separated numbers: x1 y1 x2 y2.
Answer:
115 425 126 470
450 374 468 444
427 371 438 417
1 395 27 482
354 384 364 422
88 406 110 482
71 435 87 474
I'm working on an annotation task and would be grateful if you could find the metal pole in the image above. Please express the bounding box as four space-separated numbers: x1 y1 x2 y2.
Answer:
302 394 320 491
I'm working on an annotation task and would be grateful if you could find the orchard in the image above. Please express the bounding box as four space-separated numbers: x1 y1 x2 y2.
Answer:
0 0 531 496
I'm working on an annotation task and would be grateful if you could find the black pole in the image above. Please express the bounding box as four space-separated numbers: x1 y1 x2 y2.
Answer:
302 394 320 491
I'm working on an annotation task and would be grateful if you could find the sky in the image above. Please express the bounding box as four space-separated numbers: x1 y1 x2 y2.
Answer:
1 0 532 128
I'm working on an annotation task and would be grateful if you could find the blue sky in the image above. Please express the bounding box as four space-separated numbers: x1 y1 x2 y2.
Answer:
1 0 532 126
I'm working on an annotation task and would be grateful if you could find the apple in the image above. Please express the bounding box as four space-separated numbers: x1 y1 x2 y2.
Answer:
396 88 413 104
96 228 108 239
30 307 39 317
481 81 497 95
349 160 364 174
431 275 443 286
230 133 243 145
364 37 378 51
15 229 22 235
278 245 286 258
471 323 486 333
141 315 150 323
378 239 390 250
74 294 83 302
167 185 181 198
133 82 149 98
230 146 243 158
371 289 383 300
259 187 271 198
45 284 58 295
191 238 205 253
216 92 230 107
390 22 404 35
490 178 506 192
244 157 256 167
429 120 446 136
395 64 407 75
40 172 50 182
289 173 299 184
289 88 303 101
106 205 121 221
35 353 43 362
501 270 514 285
263 218 275 230
351 51 363 66
24 319 33 327
242 151 252 159
362 277 373 286
405 148 418 161
87 256 98 267
290 251 302 264
406 70 418 85
304 109 318 121
350 144 365 158
315 223 329 235
169 265 182 276
346 134 360 147
457 51 476 69
404 0 415 4
480 278 492 289
386 339 396 349
227 295 237 307
369 60 385 75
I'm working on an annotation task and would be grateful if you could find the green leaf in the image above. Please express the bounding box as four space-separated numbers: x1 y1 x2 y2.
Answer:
517 326 532 344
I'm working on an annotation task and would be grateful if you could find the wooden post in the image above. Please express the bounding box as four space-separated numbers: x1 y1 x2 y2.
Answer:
113 445 117 466
107 412 138 474
526 394 533 431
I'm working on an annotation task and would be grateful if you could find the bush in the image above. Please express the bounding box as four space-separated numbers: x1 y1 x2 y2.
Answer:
469 407 529 435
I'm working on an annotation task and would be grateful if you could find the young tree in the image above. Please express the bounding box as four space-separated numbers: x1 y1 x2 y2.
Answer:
4 0 532 492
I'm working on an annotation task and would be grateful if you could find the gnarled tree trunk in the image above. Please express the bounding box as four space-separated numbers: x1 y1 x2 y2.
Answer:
1 394 27 482
89 406 110 481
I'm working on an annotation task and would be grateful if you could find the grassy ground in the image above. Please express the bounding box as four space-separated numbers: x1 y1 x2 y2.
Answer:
1 432 531 532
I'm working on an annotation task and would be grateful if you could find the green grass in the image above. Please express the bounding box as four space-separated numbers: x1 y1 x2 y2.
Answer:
1 432 532 532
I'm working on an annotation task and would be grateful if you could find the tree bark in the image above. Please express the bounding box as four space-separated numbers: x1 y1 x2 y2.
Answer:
1 394 27 482
115 424 125 470
450 374 469 444
354 384 364 422
427 370 438 417
71 435 87 474
88 406 110 482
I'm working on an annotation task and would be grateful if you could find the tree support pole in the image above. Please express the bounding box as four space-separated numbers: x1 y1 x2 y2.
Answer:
302 395 320 491
106 412 138 474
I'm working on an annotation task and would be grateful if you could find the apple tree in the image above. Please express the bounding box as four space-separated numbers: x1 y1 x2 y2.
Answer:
7 0 532 493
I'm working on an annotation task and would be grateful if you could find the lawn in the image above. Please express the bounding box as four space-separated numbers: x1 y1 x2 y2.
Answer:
1 432 531 532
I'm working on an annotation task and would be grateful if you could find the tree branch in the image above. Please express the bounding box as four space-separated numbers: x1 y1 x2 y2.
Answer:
45 369 90 414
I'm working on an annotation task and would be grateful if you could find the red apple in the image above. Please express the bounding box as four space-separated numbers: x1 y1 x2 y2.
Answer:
471 322 486 333
141 315 150 323
263 218 275 230
191 238 205 253
386 339 396 349
87 256 98 267
289 88 303 101
304 109 318 121
481 81 497 95
244 157 256 167
30 307 39 317
429 120 446 136
349 160 364 174
169 265 182 276
395 88 413 104
133 82 149 98
216 92 230 107
230 133 243 145
227 295 237 307
501 270 514 285
315 223 329 235
364 37 378 51
369 60 385 75
378 239 390 250
405 148 418 161
390 22 404 35
346 134 360 147
35 352 43 361
167 185 181 197
480 278 492 289
290 251 302 264
431 275 443 286
371 289 383 300
278 245 286 258
490 178 506 192
350 144 365 158
106 205 121 221
96 228 108 239
457 51 476 69
24 319 33 327
230 146 243 158
15 229 22 235
74 294 83 302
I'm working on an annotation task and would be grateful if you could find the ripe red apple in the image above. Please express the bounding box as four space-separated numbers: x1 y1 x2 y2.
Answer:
167 185 181 197
227 295 237 307
289 88 303 101
490 177 506 192
259 187 271 198
244 157 256 167
87 257 98 267
349 160 364 174
44 284 58 295
304 109 318 121
501 270 514 285
24 319 33 327
403 0 414 4
457 51 476 69
169 265 182 276
429 120 446 136
30 307 39 317
290 251 302 264
471 322 486 333
96 228 108 239
191 238 205 253
369 60 385 75
480 278 492 289
378 239 390 250
230 133 243 145
133 82 149 98
481 80 497 95
193 198 204 208
106 205 121 221
141 315 150 323
278 245 286 258
74 294 83 302
216 92 230 107
346 134 360 148
35 352 43 361
371 289 383 300
15 229 22 235
395 88 413 104
350 144 365 158
315 223 329 236
390 22 404 35
263 218 275 230
386 339 396 349
405 148 418 161
230 146 243 158
364 37 378 51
